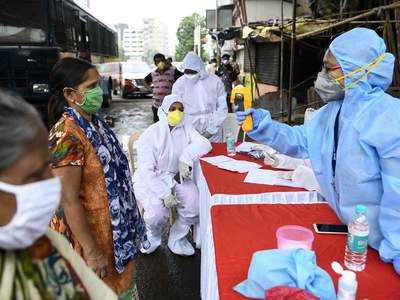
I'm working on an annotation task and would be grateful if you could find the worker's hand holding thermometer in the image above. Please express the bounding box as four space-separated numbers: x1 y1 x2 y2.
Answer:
234 93 253 132
235 108 266 131
231 86 254 132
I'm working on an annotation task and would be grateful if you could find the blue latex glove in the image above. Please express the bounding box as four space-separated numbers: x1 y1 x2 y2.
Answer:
235 108 267 130
394 257 400 275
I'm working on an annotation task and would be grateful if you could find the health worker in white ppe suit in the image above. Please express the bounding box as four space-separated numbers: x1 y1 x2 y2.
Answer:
172 52 228 142
237 28 400 274
134 94 212 256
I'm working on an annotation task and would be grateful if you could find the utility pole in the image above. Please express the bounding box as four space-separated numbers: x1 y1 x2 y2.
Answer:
288 0 297 125
279 0 284 121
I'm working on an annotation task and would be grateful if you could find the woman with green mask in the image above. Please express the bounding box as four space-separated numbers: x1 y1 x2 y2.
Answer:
48 58 146 298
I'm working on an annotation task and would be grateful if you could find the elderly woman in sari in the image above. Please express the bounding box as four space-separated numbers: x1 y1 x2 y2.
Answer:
0 89 117 299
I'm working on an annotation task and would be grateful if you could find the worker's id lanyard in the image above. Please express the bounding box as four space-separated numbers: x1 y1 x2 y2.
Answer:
332 105 342 205
332 106 342 178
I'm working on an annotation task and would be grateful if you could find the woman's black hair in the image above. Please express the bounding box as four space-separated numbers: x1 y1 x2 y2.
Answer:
48 57 95 128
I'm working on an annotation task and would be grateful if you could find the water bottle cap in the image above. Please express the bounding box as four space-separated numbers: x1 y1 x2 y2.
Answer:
356 204 366 214
331 261 344 274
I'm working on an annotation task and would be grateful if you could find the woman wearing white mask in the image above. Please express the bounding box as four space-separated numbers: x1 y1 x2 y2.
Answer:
172 52 228 142
0 90 117 299
134 94 212 256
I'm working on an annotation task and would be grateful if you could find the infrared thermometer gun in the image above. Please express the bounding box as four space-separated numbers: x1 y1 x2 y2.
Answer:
234 93 253 132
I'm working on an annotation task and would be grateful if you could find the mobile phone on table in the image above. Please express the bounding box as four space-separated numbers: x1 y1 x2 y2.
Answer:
313 223 348 235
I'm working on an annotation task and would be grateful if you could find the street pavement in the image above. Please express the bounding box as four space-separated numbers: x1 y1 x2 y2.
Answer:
103 96 201 300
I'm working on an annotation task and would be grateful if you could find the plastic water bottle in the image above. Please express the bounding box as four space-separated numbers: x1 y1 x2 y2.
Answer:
226 129 236 156
344 204 369 272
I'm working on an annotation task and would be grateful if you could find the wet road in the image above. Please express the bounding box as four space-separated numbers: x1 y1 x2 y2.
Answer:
102 97 153 149
103 96 201 300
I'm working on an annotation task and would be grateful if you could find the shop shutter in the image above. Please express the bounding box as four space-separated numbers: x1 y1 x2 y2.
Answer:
255 42 280 85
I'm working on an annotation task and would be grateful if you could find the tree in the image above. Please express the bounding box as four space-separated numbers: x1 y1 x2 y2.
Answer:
175 13 209 62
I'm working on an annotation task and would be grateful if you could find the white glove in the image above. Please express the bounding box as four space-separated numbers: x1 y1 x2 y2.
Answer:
179 161 192 180
163 194 180 209
264 153 279 167
292 165 320 192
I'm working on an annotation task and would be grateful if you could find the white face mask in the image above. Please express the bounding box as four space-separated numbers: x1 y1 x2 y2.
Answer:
184 73 199 82
0 177 61 250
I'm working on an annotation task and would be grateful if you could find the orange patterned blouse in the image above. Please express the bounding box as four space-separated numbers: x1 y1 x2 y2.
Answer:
49 113 134 295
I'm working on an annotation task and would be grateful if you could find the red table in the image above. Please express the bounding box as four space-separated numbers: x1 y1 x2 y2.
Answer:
200 143 306 196
198 143 320 299
211 203 400 300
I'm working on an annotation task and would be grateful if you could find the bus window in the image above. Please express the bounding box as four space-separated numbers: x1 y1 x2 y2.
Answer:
0 26 46 44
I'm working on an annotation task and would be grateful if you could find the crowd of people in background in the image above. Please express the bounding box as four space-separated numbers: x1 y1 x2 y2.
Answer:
0 27 399 300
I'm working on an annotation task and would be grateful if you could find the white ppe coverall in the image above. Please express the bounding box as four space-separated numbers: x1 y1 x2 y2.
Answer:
133 95 212 256
172 52 228 142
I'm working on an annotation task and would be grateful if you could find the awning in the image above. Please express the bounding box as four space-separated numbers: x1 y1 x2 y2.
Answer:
243 18 336 42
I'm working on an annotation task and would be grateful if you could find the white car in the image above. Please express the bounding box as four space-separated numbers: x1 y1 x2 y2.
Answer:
121 61 152 98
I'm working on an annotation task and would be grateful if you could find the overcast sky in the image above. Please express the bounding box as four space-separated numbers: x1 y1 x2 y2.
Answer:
89 0 216 54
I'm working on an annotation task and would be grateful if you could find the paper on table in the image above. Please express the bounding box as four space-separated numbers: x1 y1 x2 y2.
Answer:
244 169 303 188
201 155 234 166
236 142 276 154
217 160 262 173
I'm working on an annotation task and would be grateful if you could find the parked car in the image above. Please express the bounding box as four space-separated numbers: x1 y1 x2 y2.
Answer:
121 61 152 98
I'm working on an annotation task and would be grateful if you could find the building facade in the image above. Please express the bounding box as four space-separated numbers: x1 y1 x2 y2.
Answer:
114 23 129 45
122 27 145 60
116 18 170 61
143 18 170 55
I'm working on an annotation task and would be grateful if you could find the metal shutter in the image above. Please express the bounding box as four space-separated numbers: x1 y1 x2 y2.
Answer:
255 42 280 85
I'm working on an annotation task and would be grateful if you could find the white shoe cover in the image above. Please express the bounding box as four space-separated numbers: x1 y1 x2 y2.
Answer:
140 228 162 254
168 219 195 256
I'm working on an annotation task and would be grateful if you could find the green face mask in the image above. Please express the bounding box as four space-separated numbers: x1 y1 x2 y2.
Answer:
78 86 103 114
